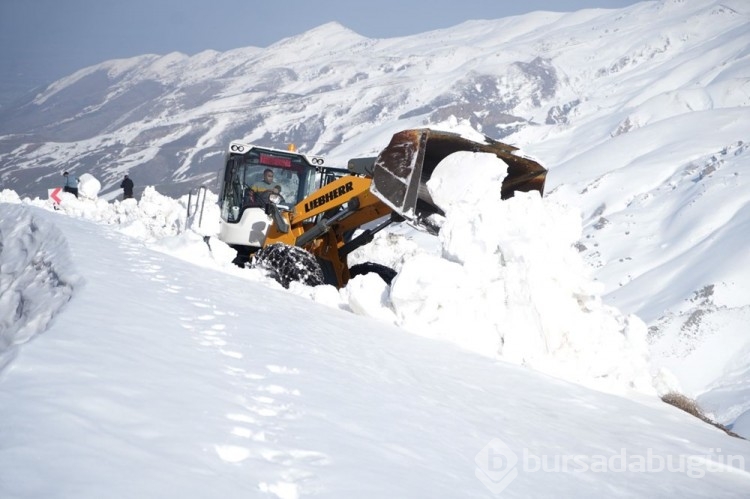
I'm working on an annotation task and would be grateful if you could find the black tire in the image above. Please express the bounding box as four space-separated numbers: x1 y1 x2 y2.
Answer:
252 243 324 288
230 245 253 267
349 262 397 285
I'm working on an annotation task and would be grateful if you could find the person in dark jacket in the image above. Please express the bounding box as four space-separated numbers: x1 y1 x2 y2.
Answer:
121 174 134 199
62 171 79 198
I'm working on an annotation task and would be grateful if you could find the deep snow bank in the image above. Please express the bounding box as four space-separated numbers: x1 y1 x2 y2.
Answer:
349 150 657 395
0 204 81 370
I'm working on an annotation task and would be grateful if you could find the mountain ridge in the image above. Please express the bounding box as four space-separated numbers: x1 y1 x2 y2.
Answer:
3 0 744 199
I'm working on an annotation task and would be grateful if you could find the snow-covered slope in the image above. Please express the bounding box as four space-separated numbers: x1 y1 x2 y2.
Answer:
2 199 750 498
1 0 749 468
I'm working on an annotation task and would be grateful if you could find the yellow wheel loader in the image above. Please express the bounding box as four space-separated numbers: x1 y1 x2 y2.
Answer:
216 128 547 288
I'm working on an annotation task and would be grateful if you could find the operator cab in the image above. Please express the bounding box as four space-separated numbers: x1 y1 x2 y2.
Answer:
217 141 319 248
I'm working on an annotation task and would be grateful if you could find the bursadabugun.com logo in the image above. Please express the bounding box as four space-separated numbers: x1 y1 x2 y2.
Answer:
474 439 520 494
475 438 746 495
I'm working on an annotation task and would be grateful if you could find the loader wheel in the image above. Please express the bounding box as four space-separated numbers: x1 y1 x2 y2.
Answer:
349 262 397 285
252 243 324 288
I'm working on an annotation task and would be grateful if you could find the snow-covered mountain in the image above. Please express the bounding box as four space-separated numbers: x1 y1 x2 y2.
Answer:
2 1 750 494
0 1 745 198
1 0 749 428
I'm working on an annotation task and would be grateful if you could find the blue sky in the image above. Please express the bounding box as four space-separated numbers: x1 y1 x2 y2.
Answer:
0 0 645 104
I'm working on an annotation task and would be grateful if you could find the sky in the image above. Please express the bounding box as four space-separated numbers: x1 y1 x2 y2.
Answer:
0 0 645 104
2 153 750 497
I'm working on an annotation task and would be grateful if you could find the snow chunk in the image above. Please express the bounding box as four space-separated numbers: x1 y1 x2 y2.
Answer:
389 150 654 395
0 204 81 370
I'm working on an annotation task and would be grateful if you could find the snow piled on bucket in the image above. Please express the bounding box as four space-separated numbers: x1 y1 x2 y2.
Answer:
350 151 656 395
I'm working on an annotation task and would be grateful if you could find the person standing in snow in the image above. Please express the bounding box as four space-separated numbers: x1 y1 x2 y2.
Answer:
62 171 79 198
120 174 134 199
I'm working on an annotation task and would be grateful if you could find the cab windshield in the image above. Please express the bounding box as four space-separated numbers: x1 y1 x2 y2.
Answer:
220 148 316 222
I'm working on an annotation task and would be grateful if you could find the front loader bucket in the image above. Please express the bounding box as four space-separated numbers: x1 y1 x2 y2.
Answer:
370 128 547 221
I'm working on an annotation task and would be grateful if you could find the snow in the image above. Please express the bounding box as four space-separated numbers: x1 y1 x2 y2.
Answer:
2 149 750 496
2 0 750 495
